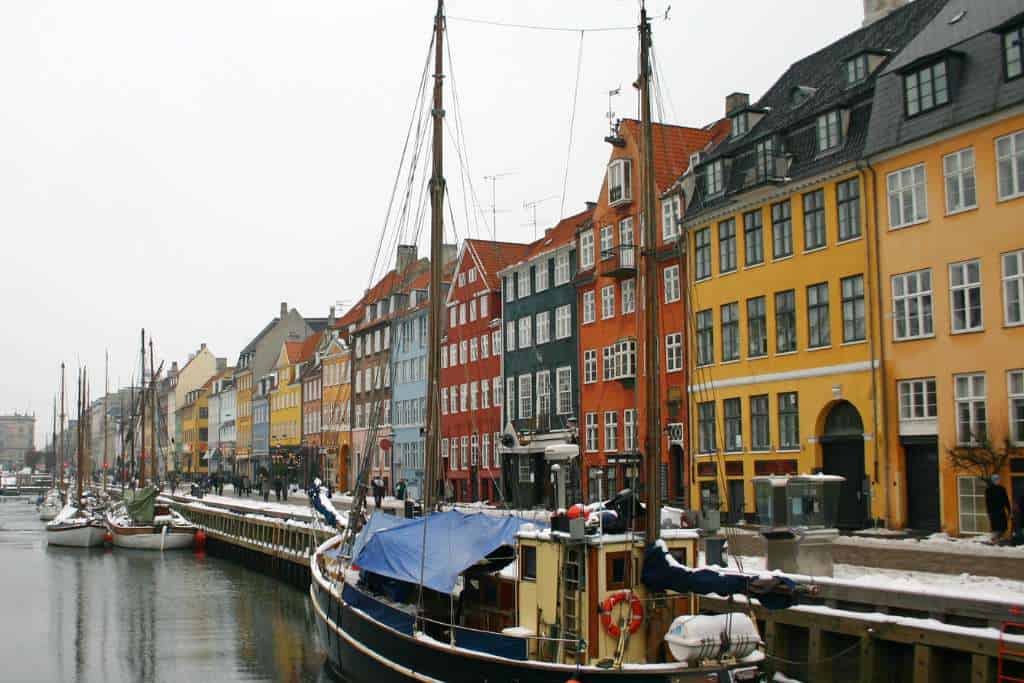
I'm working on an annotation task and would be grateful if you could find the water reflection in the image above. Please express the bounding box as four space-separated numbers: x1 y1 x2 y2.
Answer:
0 497 332 682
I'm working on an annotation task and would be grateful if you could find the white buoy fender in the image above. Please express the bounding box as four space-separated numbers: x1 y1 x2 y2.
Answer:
664 613 761 664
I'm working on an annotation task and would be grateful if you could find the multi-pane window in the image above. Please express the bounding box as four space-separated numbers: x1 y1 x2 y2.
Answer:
775 290 797 353
997 130 1024 200
954 373 986 445
607 159 632 204
666 333 683 372
816 110 842 152
619 218 635 263
803 189 826 250
755 138 775 181
750 395 770 451
904 61 949 116
950 260 983 333
493 329 501 354
778 392 799 449
535 310 551 345
612 339 637 379
555 305 572 339
505 378 514 421
555 251 571 285
518 316 532 348
535 260 549 292
696 309 714 366
837 177 861 241
494 376 502 408
898 378 937 421
944 148 977 213
602 346 614 380
704 160 724 196
518 268 531 299
621 279 635 315
846 54 868 86
745 296 767 358
470 381 479 411
958 476 990 534
505 321 515 352
892 269 933 340
1005 26 1024 80
841 275 866 342
441 388 449 415
470 337 478 361
724 398 743 452
584 349 598 383
624 409 637 451
481 433 490 469
662 196 681 241
604 411 619 452
481 379 490 408
583 290 596 324
580 230 595 269
481 334 489 358
721 302 740 361
601 284 616 319
744 209 764 266
460 382 468 412
664 265 681 303
600 225 614 259
1009 370 1024 445
518 374 533 420
731 112 748 138
888 164 928 228
504 276 514 303
556 367 572 415
536 370 551 416
697 402 716 453
807 283 830 348
718 218 737 273
1004 250 1024 325
771 200 793 259
695 227 712 280
585 413 599 452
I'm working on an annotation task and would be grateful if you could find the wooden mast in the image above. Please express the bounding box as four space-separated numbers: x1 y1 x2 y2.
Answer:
59 363 66 501
149 338 157 486
422 0 445 513
139 329 146 489
51 396 57 489
77 368 84 506
103 351 109 490
639 3 662 543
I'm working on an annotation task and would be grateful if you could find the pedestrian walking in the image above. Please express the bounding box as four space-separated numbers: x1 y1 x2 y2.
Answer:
396 479 407 501
273 476 283 502
372 476 384 510
985 474 1012 543
260 473 270 502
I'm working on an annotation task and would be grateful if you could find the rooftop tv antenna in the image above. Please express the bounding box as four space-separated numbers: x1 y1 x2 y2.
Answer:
522 195 558 240
483 172 516 239
607 85 621 136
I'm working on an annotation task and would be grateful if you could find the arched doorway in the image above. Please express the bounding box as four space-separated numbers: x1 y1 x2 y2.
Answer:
820 401 866 529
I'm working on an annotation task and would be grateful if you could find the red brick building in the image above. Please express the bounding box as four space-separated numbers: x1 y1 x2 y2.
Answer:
575 119 728 504
440 238 528 502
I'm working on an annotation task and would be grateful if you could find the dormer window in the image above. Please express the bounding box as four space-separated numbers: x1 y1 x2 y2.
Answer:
791 85 816 108
755 137 777 181
846 54 869 86
816 110 843 153
730 112 749 138
607 159 632 206
1004 25 1023 80
903 60 949 116
703 159 724 197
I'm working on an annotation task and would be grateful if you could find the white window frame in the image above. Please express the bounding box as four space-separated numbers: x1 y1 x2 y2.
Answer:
536 370 551 417
535 310 551 345
887 163 928 229
481 378 490 409
1003 249 1024 326
460 382 468 412
481 433 490 469
505 321 515 352
504 276 514 303
518 268 531 299
601 284 616 319
623 408 637 451
556 366 572 415
664 265 680 303
949 259 983 334
535 260 549 292
518 374 533 419
470 381 479 411
470 337 478 362
897 378 937 421
506 377 515 421
621 279 635 315
608 158 632 206
997 130 1024 201
604 411 619 452
518 316 532 349
704 160 724 197
480 294 489 318
815 110 842 152
666 333 683 372
580 230 595 270
662 196 681 241
943 148 977 215
585 413 598 452
554 252 571 286
481 334 489 359
892 269 934 341
599 225 614 259
582 290 596 324
1009 369 1024 446
555 305 572 340
584 349 598 384
494 376 502 408
954 372 987 446
958 475 989 535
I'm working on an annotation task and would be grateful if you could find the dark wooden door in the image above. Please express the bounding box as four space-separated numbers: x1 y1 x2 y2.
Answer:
905 443 940 532
822 438 866 529
727 479 745 523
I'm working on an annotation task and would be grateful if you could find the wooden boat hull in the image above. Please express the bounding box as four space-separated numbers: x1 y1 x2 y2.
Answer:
38 507 60 522
108 524 194 550
310 548 764 683
45 522 106 548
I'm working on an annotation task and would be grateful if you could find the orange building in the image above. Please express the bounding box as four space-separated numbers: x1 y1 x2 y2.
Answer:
575 119 727 504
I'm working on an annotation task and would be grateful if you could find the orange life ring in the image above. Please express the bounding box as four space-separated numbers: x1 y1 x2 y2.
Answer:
599 591 643 639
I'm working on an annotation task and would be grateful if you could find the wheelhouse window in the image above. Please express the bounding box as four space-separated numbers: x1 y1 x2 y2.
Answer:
904 61 949 116
608 159 632 205
815 110 843 152
1004 25 1024 80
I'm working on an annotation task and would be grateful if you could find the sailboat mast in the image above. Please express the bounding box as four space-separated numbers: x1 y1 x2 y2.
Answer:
77 368 84 505
639 4 662 542
422 0 446 513
51 396 57 486
59 363 66 498
149 338 157 485
103 351 109 490
139 329 146 489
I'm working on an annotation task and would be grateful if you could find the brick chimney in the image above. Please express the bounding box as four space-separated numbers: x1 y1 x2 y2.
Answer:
396 244 418 274
725 92 750 116
328 305 336 327
280 301 288 318
863 0 906 26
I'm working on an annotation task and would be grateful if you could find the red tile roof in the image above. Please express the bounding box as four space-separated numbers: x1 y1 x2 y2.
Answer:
283 340 304 364
296 332 322 363
465 239 530 290
500 206 595 272
618 119 721 194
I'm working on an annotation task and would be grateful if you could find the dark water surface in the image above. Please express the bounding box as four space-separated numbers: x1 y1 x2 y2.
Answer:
0 496 335 683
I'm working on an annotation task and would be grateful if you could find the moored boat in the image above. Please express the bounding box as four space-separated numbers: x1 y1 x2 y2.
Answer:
38 489 62 521
46 504 106 548
106 490 195 551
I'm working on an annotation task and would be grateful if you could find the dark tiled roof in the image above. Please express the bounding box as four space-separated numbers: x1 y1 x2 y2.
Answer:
237 318 279 365
687 0 948 219
865 0 1024 156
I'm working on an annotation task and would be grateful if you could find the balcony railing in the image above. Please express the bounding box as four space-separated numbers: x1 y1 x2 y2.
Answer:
599 244 637 279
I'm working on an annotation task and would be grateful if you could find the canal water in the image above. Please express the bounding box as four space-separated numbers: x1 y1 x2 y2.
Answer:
0 495 336 683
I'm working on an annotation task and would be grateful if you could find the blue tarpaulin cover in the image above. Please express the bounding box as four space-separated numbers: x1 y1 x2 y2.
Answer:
354 510 530 594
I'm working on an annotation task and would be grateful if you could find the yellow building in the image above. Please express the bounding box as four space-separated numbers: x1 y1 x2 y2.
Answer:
235 367 253 476
179 378 212 475
320 334 352 491
679 2 945 529
864 5 1024 534
269 340 303 453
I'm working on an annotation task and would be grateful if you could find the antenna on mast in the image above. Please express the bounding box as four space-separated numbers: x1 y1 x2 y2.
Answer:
483 172 516 239
522 195 558 240
607 85 621 137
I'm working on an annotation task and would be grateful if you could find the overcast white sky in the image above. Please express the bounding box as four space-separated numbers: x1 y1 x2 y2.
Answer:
0 0 865 447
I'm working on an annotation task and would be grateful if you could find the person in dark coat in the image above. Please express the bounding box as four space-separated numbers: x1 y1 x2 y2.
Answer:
985 474 1012 543
1013 491 1024 546
273 476 283 502
371 476 384 510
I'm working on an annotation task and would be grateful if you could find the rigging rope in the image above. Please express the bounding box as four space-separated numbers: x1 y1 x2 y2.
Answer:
559 31 585 220
447 15 638 33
